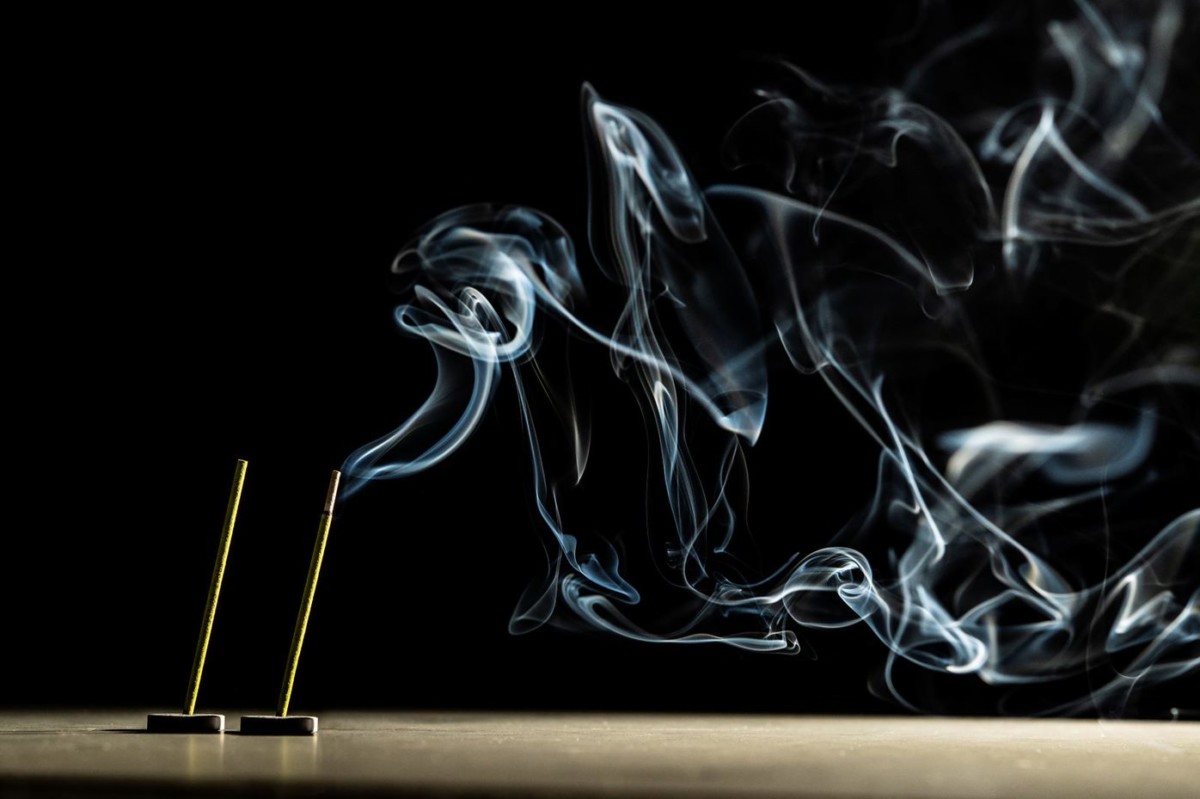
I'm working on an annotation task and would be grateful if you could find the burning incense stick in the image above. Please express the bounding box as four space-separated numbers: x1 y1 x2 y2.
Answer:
278 469 340 717
241 469 340 735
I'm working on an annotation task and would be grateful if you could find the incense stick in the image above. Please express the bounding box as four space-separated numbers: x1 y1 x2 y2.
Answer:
184 458 246 715
276 469 341 718
148 458 246 733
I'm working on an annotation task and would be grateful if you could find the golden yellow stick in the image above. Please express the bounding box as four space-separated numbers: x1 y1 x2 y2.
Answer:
276 469 341 717
183 458 247 715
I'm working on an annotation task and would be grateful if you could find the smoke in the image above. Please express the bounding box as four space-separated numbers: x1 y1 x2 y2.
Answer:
343 0 1198 715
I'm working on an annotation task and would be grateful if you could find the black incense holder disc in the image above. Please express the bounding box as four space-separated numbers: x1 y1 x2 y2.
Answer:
239 715 317 735
146 713 225 733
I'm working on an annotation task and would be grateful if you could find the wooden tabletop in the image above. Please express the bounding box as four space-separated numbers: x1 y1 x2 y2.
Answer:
1 711 1197 798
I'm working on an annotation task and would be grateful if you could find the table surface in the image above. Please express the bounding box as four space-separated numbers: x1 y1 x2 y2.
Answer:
1 711 1197 798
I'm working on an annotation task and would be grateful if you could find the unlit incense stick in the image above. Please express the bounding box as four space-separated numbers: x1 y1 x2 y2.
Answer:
185 458 247 714
147 458 246 733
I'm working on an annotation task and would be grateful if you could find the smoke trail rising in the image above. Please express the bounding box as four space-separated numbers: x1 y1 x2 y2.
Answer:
344 0 1198 714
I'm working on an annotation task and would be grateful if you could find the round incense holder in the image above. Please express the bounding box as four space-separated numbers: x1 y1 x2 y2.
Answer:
146 713 225 733
239 715 318 736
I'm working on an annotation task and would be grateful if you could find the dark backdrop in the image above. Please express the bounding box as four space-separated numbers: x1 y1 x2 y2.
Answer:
9 5 1192 717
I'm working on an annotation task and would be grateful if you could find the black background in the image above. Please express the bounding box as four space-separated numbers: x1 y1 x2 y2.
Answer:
8 5 1194 717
